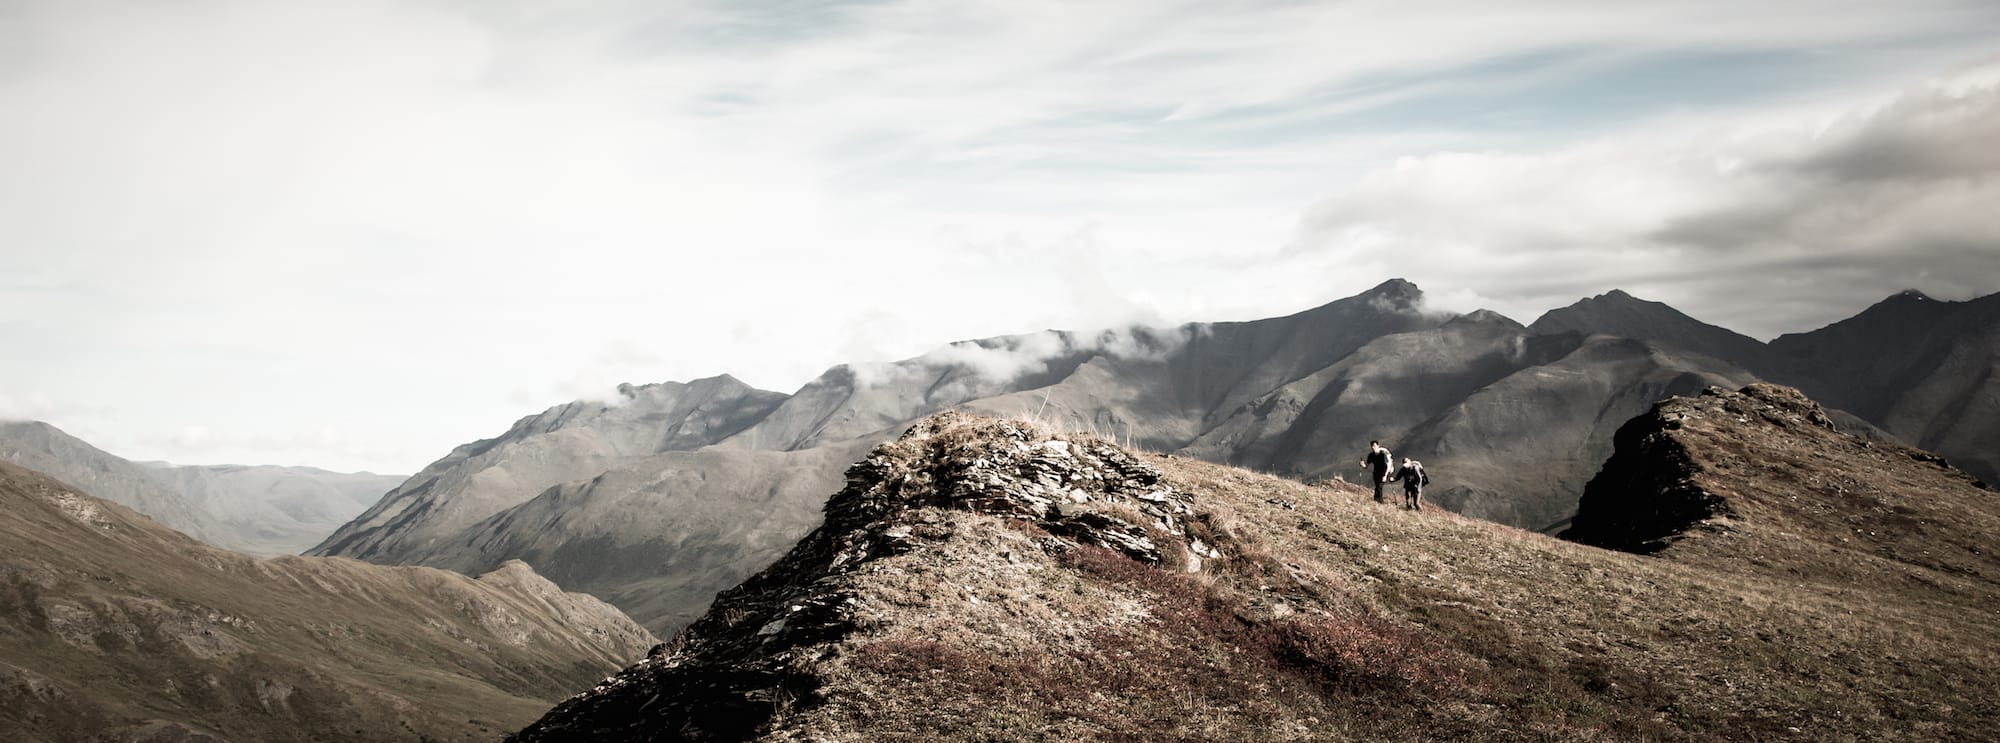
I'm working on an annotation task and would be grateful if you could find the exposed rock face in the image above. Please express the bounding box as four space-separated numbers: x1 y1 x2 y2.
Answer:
1559 387 1776 552
1536 289 2000 486
1200 326 1756 532
1564 383 1998 583
0 460 658 742
509 414 1214 741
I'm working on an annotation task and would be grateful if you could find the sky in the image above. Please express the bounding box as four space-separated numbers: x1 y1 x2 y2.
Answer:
3 0 1999 474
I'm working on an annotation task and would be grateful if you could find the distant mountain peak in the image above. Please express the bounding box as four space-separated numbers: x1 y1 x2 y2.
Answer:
1531 289 1691 332
1527 289 1773 377
1365 277 1420 295
616 373 758 398
1357 277 1424 312
1578 288 1655 308
1788 287 1961 339
1444 308 1526 331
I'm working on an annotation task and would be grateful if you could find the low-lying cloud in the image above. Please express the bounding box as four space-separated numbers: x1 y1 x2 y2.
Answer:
847 323 1205 393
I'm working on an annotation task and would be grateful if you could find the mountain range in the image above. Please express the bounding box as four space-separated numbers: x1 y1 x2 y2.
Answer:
0 421 403 557
0 458 657 742
288 281 2000 637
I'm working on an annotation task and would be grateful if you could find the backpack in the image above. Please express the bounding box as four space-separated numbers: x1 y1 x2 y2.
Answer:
1418 464 1430 486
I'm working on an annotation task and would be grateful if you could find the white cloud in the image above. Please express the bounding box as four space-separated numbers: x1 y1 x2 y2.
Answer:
1293 63 2000 338
843 322 1201 399
3 1 1997 470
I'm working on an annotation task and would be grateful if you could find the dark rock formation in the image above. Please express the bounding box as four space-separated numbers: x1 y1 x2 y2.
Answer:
1560 386 1799 552
1563 383 1998 581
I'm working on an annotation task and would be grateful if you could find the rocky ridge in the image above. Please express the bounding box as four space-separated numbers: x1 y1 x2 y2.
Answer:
510 399 2000 741
509 412 1225 740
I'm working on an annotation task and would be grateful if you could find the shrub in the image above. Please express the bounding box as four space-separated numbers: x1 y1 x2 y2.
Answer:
1263 613 1471 698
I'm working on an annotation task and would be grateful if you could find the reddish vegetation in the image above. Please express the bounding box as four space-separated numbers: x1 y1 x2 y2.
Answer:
515 397 2000 741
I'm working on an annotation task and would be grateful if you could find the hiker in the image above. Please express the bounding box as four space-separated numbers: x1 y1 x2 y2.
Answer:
1391 457 1426 511
1359 440 1393 503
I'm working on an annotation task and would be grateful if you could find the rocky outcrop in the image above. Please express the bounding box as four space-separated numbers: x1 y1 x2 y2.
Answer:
1562 383 1996 572
509 413 1218 741
1559 386 1798 552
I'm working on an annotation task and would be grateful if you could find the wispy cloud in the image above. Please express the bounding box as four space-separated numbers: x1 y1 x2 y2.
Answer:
2 0 1997 469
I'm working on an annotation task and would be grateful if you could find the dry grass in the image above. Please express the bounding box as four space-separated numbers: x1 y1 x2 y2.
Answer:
548 408 2000 741
0 462 655 743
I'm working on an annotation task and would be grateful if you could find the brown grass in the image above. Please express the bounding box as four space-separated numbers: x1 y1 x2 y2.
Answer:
698 413 2000 741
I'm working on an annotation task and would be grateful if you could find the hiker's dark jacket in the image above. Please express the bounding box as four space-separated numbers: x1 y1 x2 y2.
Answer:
1365 449 1394 480
1392 463 1424 491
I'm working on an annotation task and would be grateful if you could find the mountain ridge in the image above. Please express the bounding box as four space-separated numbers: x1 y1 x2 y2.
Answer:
0 459 658 742
315 282 2000 634
511 397 2000 740
0 421 407 556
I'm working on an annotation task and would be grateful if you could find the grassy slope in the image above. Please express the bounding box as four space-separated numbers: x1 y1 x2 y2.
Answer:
516 399 1999 741
0 461 657 742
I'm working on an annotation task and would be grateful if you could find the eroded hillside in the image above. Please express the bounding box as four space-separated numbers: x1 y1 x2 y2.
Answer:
0 461 658 742
513 399 2000 741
